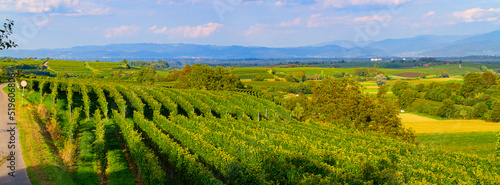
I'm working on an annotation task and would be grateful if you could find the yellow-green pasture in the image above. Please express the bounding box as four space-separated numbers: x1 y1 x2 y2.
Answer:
400 113 500 158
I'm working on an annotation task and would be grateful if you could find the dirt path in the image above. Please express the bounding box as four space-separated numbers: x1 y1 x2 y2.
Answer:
0 83 31 185
43 60 55 73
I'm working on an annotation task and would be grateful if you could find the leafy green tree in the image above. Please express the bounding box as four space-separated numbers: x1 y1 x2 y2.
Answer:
310 78 414 142
415 83 425 92
270 68 276 75
374 74 387 87
490 101 500 122
285 73 297 82
419 73 426 79
471 102 488 119
171 64 242 90
460 73 487 98
437 99 456 118
354 68 369 77
440 71 449 78
135 68 157 85
0 19 17 50
398 89 415 109
377 84 388 98
392 81 411 97
296 70 306 82
482 72 496 85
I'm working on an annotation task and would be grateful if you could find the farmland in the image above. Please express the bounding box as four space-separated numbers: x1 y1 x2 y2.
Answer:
46 60 93 76
6 77 499 184
2 59 500 184
401 113 500 157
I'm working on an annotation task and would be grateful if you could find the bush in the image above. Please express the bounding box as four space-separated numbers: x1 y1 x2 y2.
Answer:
471 102 488 119
252 75 265 81
377 85 388 98
398 89 416 109
374 74 387 87
450 95 464 105
437 99 456 118
490 101 500 122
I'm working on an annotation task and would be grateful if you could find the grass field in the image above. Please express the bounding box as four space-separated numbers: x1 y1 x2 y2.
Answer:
400 113 500 133
417 132 498 158
400 113 500 157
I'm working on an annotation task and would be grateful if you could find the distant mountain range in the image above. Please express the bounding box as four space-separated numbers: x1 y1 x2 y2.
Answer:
2 30 500 60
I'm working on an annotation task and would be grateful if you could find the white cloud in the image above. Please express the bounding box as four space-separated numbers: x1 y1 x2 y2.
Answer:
353 15 390 23
307 13 393 27
0 0 79 13
105 25 140 38
275 1 286 7
322 0 409 8
452 8 500 23
412 11 436 27
307 13 348 27
56 7 111 16
245 23 269 35
149 22 223 38
278 18 302 27
245 18 302 35
243 0 263 5
157 0 203 5
423 11 435 18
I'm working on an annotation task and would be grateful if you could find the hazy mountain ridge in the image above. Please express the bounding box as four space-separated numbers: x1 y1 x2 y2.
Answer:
2 30 500 59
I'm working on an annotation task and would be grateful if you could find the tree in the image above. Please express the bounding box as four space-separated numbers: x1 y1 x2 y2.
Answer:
354 68 369 77
270 68 276 75
440 71 449 78
171 64 243 90
374 74 387 87
310 78 414 142
471 102 488 119
460 73 487 98
491 101 500 122
398 89 415 109
296 70 306 82
419 73 426 79
377 84 388 98
135 68 157 85
285 73 297 82
437 99 456 118
0 19 17 50
482 72 496 85
121 59 128 65
392 81 411 97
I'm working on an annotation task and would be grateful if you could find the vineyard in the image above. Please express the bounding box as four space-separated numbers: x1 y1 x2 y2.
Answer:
12 77 500 184
46 60 93 76
230 68 274 79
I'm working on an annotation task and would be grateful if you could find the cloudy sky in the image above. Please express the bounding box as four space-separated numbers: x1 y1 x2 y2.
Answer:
1 0 499 49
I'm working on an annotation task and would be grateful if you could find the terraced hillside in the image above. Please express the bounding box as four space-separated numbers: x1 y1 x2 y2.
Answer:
13 78 500 184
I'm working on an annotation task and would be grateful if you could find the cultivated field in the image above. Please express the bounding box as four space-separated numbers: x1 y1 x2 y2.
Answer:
401 113 500 157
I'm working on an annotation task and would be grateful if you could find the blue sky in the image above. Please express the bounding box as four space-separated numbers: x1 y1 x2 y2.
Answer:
1 0 500 49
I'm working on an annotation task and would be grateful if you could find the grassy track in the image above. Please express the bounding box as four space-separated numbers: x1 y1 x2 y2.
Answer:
16 104 76 185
